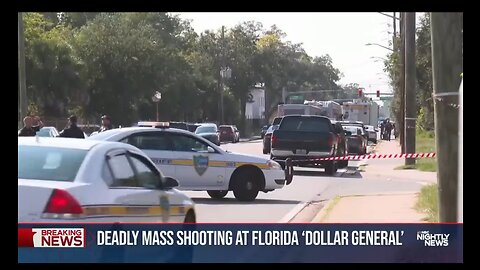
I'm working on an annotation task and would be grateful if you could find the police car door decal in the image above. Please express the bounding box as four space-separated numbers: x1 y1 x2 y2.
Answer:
193 155 209 176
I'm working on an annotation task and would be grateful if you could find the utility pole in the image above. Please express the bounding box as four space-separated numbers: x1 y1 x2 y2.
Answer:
431 12 462 222
220 25 225 125
404 12 416 165
18 12 28 123
399 12 406 153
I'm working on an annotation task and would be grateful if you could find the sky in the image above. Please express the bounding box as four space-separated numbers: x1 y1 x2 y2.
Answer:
172 12 425 94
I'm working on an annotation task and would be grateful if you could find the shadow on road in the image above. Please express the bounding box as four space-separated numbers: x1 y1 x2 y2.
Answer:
192 197 301 205
293 169 363 179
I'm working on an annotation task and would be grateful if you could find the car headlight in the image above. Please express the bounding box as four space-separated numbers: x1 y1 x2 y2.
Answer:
268 160 282 170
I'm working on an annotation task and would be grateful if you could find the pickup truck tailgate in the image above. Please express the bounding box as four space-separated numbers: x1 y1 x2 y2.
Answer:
273 130 333 153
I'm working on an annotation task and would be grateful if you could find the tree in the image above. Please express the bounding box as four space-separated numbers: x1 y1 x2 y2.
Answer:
23 12 87 118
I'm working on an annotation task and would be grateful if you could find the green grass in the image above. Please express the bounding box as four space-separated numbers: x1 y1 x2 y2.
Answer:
396 130 437 172
319 196 342 222
415 130 437 172
415 184 439 222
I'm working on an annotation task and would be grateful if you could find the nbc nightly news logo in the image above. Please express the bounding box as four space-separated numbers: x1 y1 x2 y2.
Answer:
18 228 86 248
416 231 449 247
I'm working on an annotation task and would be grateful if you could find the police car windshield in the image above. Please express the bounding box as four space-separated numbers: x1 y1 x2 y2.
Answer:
196 126 216 134
18 145 87 182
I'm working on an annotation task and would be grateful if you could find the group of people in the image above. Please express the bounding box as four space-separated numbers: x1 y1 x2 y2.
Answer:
380 119 395 141
18 114 114 138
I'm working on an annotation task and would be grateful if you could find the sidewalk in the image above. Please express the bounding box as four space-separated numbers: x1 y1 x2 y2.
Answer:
311 139 436 223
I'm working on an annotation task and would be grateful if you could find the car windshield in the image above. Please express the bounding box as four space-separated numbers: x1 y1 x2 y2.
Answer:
196 126 216 133
36 128 53 137
267 125 279 133
343 126 364 135
18 145 88 182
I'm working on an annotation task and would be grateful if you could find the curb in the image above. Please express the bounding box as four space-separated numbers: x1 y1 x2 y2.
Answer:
311 197 341 223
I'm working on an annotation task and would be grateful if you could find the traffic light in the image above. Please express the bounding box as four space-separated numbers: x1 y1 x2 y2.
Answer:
376 90 380 97
358 88 363 97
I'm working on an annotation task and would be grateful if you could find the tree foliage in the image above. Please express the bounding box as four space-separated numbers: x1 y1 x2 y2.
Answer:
21 12 344 127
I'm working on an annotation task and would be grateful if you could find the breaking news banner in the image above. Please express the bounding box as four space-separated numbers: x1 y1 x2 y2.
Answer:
18 224 463 263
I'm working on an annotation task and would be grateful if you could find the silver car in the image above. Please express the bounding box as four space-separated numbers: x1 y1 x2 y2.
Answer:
364 125 378 144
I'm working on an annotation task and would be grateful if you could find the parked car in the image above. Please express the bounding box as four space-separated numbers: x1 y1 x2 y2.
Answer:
195 124 220 145
187 123 200 133
169 122 189 131
232 125 240 142
262 124 279 154
36 127 59 137
260 125 270 139
219 125 238 143
18 137 196 223
342 125 368 154
331 121 348 168
364 125 378 144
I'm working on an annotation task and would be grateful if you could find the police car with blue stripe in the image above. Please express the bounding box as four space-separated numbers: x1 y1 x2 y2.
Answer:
18 137 196 223
88 122 293 201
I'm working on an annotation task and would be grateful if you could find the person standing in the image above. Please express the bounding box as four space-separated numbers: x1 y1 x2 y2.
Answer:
18 116 44 136
380 120 385 140
59 115 85 138
98 114 113 133
385 119 392 141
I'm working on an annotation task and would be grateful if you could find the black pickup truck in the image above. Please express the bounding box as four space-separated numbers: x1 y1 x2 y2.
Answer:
270 115 347 175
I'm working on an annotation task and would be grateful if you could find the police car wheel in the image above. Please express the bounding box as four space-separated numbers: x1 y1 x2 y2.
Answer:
232 171 260 202
207 190 228 199
183 210 196 223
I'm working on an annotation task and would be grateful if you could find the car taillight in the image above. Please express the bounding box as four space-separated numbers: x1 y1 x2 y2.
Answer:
44 189 83 215
271 133 277 148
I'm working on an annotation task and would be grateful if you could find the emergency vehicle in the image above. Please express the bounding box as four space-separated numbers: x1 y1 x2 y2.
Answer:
88 122 293 201
18 137 196 223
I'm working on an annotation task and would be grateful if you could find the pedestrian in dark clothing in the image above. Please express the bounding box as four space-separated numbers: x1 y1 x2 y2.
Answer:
385 120 392 141
98 115 113 133
18 116 44 137
59 115 85 138
380 121 385 140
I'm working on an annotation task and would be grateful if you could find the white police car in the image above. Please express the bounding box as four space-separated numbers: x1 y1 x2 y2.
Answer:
18 137 196 223
88 122 293 201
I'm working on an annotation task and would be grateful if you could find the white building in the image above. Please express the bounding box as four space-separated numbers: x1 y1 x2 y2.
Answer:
245 87 265 120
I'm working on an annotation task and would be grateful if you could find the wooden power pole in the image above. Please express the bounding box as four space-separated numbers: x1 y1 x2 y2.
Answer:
404 12 416 165
431 12 463 222
399 12 405 153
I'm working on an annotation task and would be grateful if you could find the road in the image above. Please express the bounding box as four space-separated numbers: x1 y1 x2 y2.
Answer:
183 139 424 223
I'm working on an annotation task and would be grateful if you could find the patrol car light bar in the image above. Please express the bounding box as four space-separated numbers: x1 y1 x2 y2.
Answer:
137 121 170 128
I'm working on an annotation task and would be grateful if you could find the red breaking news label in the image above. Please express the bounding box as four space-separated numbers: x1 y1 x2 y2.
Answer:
18 228 86 248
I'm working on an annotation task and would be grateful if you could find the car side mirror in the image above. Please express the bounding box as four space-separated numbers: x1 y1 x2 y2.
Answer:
207 146 216 153
163 176 179 189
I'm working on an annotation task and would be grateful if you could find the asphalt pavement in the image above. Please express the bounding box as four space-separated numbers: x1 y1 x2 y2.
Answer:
182 137 428 223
